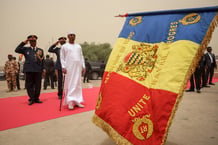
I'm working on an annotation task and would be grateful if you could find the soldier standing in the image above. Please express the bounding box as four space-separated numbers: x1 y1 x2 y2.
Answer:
43 55 55 90
13 57 21 90
48 37 66 99
15 35 45 105
4 54 19 92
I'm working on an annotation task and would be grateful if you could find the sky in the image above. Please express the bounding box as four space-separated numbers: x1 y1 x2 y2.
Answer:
0 0 218 66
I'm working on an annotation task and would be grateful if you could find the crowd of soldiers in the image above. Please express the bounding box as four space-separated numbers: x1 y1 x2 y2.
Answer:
4 53 57 92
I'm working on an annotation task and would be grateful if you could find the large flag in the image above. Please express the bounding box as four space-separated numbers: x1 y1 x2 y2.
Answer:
93 6 218 145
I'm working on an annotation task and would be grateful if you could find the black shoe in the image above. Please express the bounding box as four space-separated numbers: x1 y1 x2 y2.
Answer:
209 83 215 85
28 100 34 105
185 89 194 92
202 85 210 88
58 95 62 99
196 90 201 93
35 100 42 103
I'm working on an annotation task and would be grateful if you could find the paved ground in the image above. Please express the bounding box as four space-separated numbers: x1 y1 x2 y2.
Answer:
0 79 218 145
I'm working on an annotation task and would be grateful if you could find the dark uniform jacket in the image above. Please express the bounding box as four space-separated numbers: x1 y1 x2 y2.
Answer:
15 42 44 72
48 44 62 70
204 52 217 68
44 58 55 73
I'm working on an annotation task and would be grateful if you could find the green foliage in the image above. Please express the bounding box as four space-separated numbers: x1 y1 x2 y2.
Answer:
81 42 112 62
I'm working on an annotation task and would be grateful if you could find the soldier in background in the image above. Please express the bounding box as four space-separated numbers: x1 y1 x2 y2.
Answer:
83 58 92 83
43 55 55 90
4 54 19 92
13 57 21 90
48 37 66 99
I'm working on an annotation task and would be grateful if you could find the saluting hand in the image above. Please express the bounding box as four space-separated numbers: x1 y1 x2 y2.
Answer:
55 40 60 46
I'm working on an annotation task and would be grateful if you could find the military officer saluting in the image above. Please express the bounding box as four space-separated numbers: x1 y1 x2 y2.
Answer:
15 35 45 105
48 37 66 99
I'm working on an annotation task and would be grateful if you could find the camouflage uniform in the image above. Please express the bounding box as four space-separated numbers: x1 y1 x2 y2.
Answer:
4 59 19 91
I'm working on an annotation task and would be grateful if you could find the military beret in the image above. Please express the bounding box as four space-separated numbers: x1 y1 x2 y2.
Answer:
58 37 67 41
27 35 38 40
8 54 12 57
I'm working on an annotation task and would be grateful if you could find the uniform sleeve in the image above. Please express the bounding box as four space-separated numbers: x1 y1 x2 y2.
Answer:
15 42 26 54
48 44 57 53
4 61 7 73
14 61 19 72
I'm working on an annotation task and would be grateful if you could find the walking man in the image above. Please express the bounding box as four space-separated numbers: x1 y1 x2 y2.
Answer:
15 35 45 105
60 32 85 110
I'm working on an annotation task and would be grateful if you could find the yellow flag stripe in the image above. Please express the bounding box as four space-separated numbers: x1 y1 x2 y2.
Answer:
105 38 199 94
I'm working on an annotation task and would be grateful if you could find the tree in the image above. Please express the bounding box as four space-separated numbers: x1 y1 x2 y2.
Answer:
81 42 112 62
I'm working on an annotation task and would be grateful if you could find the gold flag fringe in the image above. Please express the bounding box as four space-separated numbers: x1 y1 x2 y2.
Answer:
92 114 133 145
161 12 218 145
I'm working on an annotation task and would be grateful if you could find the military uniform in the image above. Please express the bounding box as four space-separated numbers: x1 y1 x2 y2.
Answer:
4 55 19 91
48 37 66 99
15 35 44 105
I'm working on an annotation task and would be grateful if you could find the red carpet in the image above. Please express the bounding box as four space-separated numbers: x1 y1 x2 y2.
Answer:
0 78 217 131
0 87 100 131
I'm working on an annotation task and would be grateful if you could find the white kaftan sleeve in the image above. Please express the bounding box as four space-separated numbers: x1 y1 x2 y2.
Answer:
60 45 66 68
80 45 85 69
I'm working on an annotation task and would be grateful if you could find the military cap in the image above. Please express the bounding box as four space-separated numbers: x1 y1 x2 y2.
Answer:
58 37 67 41
27 35 38 40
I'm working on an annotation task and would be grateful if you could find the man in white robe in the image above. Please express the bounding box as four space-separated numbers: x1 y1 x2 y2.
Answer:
60 32 85 110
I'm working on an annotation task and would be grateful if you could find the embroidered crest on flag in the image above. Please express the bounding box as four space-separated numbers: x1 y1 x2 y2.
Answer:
179 13 201 25
117 43 158 81
132 114 153 140
129 16 143 26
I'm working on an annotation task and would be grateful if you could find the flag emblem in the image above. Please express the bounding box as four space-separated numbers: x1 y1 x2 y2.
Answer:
179 13 201 25
117 43 158 81
129 16 143 26
132 114 153 140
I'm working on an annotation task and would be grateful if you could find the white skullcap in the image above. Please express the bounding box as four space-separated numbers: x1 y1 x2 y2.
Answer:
68 31 76 35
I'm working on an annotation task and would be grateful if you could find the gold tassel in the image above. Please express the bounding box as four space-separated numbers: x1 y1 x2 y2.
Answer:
92 114 133 145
